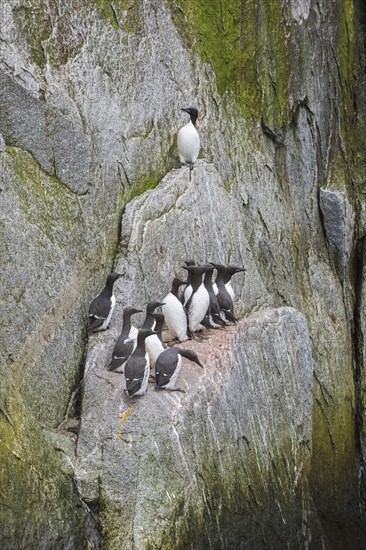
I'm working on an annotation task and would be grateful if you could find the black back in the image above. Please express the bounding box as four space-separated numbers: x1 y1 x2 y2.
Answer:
211 262 235 315
107 306 141 371
142 301 165 329
155 348 180 387
124 329 156 396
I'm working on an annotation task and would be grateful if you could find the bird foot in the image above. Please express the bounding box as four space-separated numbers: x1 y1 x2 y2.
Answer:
192 333 208 342
169 386 186 393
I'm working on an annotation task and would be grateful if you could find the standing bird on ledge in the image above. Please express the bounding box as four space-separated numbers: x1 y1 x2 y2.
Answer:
107 306 142 373
177 107 200 178
162 278 189 342
224 265 246 302
155 347 204 393
124 329 157 398
210 262 236 323
88 272 123 332
183 264 211 338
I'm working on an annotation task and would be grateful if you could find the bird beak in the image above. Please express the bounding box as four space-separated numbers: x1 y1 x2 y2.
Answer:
181 108 189 114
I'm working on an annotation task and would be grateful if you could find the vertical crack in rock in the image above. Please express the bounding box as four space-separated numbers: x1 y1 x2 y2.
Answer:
353 236 366 508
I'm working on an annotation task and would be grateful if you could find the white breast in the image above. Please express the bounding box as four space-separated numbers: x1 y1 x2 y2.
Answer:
177 121 200 163
165 354 182 390
212 283 218 296
162 293 188 342
133 353 150 396
145 335 165 363
98 295 115 331
187 285 209 332
183 285 192 306
127 325 138 341
225 281 234 302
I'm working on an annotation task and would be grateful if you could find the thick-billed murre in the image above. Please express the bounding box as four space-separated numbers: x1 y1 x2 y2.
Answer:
177 107 200 176
162 278 189 342
88 272 123 332
107 306 142 373
202 265 225 328
224 265 246 302
124 329 157 397
155 347 203 392
145 312 166 367
210 262 236 323
182 264 211 337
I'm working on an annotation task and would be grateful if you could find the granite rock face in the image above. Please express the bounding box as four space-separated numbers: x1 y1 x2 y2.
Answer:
0 0 365 548
77 307 316 549
115 161 271 317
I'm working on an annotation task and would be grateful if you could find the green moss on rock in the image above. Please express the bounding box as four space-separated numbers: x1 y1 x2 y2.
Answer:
6 146 84 239
95 0 144 34
0 368 89 547
167 0 290 133
12 1 52 69
257 0 290 138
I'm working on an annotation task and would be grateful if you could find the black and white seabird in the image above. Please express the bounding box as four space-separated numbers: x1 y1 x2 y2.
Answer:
182 264 211 337
124 329 157 397
155 347 203 392
202 266 225 328
183 259 195 305
153 313 165 344
107 306 142 373
88 272 123 332
177 107 200 175
162 278 189 342
210 262 236 323
142 301 166 330
145 312 166 366
223 265 246 302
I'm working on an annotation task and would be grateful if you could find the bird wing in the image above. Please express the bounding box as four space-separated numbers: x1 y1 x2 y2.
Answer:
155 350 177 387
108 339 135 371
216 289 233 312
88 295 111 327
124 356 147 395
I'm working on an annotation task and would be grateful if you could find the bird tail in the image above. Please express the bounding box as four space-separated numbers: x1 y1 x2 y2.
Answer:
107 357 126 372
222 310 237 323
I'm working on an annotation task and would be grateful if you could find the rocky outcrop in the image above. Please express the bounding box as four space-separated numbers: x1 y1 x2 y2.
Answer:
115 161 271 315
0 0 365 547
77 307 317 549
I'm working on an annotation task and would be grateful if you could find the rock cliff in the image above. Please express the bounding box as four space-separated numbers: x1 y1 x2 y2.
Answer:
77 308 316 549
0 0 365 548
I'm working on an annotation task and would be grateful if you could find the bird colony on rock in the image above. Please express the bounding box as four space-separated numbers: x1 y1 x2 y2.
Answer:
88 262 245 397
88 107 245 397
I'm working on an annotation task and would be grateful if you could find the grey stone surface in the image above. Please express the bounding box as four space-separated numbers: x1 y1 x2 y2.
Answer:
0 70 91 194
76 307 316 549
0 0 365 547
319 188 355 278
115 161 272 319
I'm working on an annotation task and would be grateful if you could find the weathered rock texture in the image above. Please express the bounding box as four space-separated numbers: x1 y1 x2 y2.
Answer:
0 0 365 548
77 308 317 549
